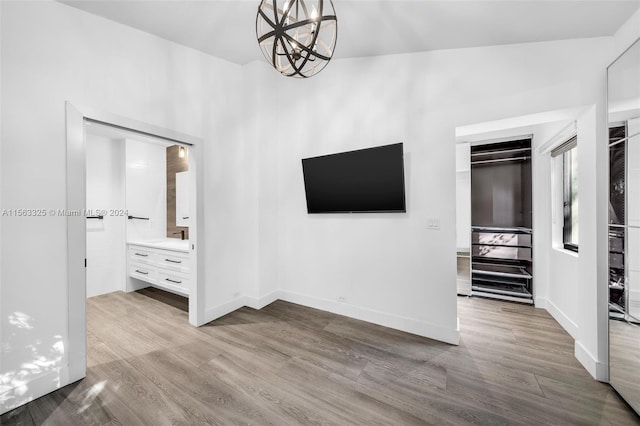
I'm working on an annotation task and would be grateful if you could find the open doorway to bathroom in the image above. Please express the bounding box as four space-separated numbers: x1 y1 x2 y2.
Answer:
65 102 203 386
85 121 193 305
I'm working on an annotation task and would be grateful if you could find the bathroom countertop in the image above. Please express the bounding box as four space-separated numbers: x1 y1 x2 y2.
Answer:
128 238 190 252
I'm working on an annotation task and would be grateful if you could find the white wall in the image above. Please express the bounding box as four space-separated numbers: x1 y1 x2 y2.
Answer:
86 134 126 298
243 37 617 347
530 120 580 337
574 105 609 379
241 61 279 309
125 138 167 242
455 143 471 251
0 0 246 413
539 11 640 380
201 63 254 319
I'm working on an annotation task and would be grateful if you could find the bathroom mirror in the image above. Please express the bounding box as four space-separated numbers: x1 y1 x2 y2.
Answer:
608 37 640 415
176 171 190 227
167 144 189 239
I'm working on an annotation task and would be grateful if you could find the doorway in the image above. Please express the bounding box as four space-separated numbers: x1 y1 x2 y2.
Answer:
65 102 204 385
453 104 609 382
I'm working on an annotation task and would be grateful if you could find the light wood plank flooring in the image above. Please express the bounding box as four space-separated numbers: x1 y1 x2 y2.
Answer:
2 290 639 425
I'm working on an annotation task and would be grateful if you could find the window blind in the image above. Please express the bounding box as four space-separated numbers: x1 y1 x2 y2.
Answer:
551 135 577 157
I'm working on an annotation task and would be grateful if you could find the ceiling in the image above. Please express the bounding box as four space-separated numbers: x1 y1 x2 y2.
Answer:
60 0 640 65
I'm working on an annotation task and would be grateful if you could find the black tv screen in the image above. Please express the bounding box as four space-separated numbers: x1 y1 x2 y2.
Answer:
301 143 406 214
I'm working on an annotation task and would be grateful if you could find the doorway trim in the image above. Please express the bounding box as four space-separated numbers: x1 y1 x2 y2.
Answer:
65 101 205 383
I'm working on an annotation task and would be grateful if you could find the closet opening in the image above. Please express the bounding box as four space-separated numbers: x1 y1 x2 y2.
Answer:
468 138 534 304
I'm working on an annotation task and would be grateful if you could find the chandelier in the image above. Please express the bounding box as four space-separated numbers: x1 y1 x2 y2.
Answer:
256 0 338 78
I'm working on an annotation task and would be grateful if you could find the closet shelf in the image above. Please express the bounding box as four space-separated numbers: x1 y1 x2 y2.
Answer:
471 226 532 234
472 243 532 249
472 283 533 299
472 267 532 280
473 276 528 287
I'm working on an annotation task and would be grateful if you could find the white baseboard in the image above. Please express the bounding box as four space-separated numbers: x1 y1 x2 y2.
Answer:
536 297 579 339
278 290 460 345
0 367 68 415
575 341 608 382
201 290 458 345
533 297 547 309
245 290 282 310
536 298 607 382
203 295 248 324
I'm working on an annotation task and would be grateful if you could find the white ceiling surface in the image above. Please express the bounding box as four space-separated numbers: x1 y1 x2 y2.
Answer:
60 0 640 65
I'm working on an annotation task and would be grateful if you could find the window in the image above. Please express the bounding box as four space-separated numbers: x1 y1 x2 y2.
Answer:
562 143 578 251
552 136 578 252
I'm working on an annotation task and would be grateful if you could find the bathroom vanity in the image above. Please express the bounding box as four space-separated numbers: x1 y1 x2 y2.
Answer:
127 240 190 297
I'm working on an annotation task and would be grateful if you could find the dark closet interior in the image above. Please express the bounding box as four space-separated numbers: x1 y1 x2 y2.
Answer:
470 138 534 304
609 124 626 318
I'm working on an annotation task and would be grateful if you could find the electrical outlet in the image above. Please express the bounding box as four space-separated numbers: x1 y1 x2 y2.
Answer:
338 296 347 303
427 218 440 230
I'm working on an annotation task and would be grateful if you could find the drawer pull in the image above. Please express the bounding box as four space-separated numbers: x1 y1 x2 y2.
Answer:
165 278 182 284
164 258 182 264
135 270 148 275
134 253 148 257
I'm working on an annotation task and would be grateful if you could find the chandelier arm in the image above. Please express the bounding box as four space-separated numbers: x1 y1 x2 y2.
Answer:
281 15 336 32
272 0 280 24
261 1 296 23
279 35 301 72
258 8 277 29
258 31 277 44
315 36 331 55
282 32 331 61
271 37 278 69
292 16 322 75
298 0 311 20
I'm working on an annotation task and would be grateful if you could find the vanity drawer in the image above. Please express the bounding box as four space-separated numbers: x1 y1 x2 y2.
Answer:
156 270 189 295
128 246 156 265
156 249 189 273
129 262 156 283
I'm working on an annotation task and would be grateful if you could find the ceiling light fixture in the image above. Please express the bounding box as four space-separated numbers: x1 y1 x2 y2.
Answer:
178 146 186 158
256 0 337 78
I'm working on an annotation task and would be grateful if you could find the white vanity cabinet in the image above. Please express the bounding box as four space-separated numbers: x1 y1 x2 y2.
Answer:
127 242 190 297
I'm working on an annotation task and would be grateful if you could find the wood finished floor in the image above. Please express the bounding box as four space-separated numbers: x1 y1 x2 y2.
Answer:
2 290 639 425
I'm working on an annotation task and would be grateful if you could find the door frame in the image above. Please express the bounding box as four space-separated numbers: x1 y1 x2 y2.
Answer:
65 101 205 383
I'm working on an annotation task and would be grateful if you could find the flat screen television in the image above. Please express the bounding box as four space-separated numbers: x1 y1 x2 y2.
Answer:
301 143 406 214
